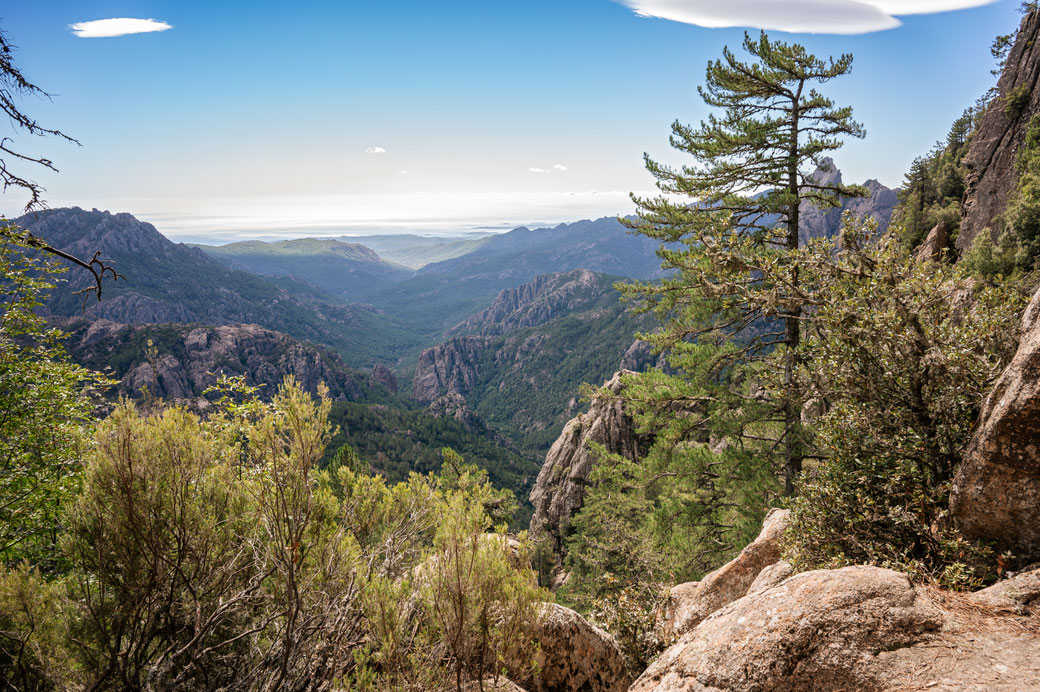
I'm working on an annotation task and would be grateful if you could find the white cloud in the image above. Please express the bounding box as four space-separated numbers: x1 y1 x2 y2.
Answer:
553 164 568 171
365 146 387 155
396 170 410 176
617 0 998 35
69 18 172 38
529 167 549 173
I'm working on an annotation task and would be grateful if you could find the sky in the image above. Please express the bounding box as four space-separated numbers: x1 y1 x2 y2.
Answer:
0 0 1027 242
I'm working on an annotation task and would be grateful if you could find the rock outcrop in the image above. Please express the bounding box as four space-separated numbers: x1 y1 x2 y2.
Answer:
511 603 630 692
915 221 951 263
798 159 898 244
57 318 368 402
632 565 1040 692
529 371 648 572
951 284 1040 564
959 7 1040 252
411 336 492 403
449 269 607 337
427 390 483 432
371 364 398 393
655 509 790 641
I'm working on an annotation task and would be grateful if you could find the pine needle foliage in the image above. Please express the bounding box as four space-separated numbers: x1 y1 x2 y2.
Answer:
624 31 866 494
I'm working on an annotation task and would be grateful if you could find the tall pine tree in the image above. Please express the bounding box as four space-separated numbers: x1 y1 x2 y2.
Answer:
624 32 866 495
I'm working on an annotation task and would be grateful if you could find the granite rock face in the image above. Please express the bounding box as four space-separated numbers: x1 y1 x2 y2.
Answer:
915 221 951 263
57 318 367 402
426 390 483 432
632 565 1040 692
411 336 492 403
449 269 607 337
370 364 398 393
798 159 897 244
528 371 648 570
959 7 1040 252
951 284 1040 564
655 509 790 641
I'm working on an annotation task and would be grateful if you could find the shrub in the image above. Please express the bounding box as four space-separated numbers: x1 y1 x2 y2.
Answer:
784 217 1026 588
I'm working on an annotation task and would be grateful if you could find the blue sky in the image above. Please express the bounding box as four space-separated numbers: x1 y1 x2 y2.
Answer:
0 0 1026 241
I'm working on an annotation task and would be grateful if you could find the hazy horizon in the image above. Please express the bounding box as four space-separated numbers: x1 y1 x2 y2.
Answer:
2 0 1023 243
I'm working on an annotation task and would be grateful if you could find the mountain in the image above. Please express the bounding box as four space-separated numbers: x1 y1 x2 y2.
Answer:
448 268 613 337
798 158 898 243
959 6 1040 252
12 207 419 367
197 237 412 299
411 270 658 456
363 216 667 334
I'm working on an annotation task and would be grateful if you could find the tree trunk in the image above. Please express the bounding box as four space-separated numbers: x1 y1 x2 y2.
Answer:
783 95 804 496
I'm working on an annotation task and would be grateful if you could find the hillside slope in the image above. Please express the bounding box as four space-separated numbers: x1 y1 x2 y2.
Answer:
198 237 412 298
412 270 658 456
14 207 419 367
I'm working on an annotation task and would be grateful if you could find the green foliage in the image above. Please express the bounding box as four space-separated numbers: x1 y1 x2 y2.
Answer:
324 402 537 526
0 228 109 569
1004 83 1032 119
627 30 866 497
437 447 519 527
419 493 545 691
891 106 983 251
996 114 1040 268
0 378 546 691
783 217 1026 588
468 298 654 458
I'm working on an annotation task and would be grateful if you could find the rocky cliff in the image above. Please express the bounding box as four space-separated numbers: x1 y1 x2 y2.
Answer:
411 336 492 403
959 7 1040 252
449 269 610 337
529 371 649 572
56 318 372 402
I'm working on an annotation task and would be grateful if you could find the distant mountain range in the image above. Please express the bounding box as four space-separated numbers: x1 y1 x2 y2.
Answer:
12 170 897 497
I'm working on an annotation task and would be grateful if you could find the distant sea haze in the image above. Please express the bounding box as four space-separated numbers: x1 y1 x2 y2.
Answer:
39 191 641 245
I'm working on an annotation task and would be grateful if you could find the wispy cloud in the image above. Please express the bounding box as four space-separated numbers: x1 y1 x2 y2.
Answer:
530 164 568 174
69 18 172 38
617 0 998 35
365 146 387 155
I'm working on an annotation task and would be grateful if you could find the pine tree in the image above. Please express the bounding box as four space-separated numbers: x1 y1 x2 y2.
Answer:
624 31 866 494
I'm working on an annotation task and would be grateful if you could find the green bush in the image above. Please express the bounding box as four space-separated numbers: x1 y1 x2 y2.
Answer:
784 218 1026 588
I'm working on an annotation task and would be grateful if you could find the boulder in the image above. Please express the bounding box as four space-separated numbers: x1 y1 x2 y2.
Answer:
511 602 629 692
915 220 950 262
970 566 1040 616
951 285 1040 563
746 559 794 597
632 565 1040 692
655 509 790 641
